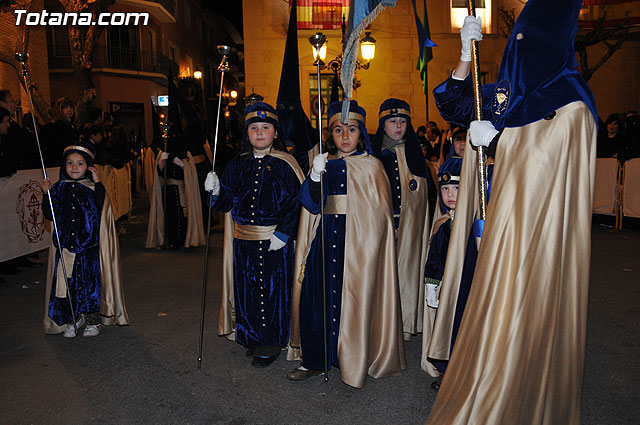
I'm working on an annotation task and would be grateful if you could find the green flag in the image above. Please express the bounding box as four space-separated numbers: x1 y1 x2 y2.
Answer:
416 0 434 94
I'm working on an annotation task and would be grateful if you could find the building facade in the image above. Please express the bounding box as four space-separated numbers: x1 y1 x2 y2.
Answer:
243 0 640 131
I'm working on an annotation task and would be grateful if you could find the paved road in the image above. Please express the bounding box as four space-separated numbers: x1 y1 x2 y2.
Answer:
1 205 639 425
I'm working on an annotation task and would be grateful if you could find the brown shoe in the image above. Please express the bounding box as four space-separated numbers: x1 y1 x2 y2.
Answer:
286 367 323 381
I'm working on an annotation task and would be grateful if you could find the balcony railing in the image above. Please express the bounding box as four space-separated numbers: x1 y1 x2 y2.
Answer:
48 45 179 77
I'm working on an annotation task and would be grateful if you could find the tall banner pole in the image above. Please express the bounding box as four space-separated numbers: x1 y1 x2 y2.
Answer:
197 45 232 370
15 53 78 333
161 118 170 250
309 33 329 382
466 1 488 220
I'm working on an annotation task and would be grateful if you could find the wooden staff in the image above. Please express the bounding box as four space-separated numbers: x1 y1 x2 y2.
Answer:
466 0 488 220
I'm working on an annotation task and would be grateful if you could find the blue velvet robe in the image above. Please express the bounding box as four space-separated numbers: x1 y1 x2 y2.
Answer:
43 180 105 325
213 153 301 348
379 149 402 228
298 157 349 371
428 164 494 373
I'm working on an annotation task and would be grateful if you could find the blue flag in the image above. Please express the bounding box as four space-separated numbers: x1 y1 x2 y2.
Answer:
340 0 396 121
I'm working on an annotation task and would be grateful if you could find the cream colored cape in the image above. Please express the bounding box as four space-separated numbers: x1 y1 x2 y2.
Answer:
289 152 406 388
419 209 452 377
43 190 129 333
145 151 205 248
394 145 431 337
218 150 305 340
425 101 596 425
143 147 156 200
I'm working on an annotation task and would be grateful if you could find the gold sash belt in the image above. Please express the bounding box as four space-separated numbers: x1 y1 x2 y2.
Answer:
325 195 347 215
192 154 206 163
234 223 277 241
167 178 184 186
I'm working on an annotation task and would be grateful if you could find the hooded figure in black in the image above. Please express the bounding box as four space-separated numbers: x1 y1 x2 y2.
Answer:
204 101 304 368
41 141 105 337
371 98 432 340
426 0 597 423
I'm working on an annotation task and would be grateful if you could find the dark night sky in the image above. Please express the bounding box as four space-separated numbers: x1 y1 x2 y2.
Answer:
204 2 243 33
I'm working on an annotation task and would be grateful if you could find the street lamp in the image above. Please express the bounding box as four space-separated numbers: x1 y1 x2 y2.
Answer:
312 42 327 62
360 32 376 61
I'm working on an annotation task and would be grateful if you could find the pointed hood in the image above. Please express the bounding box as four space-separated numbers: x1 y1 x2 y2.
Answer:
490 0 597 129
276 0 318 173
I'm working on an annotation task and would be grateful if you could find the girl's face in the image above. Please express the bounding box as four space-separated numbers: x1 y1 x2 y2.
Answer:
607 120 618 136
441 184 459 210
383 117 407 141
65 152 88 180
63 105 74 119
332 119 361 155
248 122 276 150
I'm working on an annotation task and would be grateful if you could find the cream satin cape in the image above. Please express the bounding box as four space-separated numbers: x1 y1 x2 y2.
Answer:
289 152 406 388
43 190 129 333
425 101 596 425
420 209 452 377
218 150 305 339
145 152 205 248
394 146 431 337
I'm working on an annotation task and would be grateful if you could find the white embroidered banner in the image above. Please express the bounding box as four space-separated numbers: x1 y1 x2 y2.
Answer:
0 168 59 262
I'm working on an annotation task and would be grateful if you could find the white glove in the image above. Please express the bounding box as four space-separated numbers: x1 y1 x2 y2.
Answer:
268 234 287 251
469 120 499 148
172 157 184 168
204 171 220 195
426 283 440 309
160 152 169 160
460 15 483 62
310 152 328 182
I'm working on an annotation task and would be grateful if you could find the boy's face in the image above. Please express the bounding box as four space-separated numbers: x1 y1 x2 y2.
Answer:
441 184 459 210
65 152 88 179
247 122 275 150
383 117 407 141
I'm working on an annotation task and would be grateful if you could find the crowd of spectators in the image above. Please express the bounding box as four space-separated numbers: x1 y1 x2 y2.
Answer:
597 112 640 163
0 89 137 178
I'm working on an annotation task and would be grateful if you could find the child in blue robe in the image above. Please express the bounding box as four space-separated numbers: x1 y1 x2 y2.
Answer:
205 102 304 368
42 141 105 338
286 100 404 388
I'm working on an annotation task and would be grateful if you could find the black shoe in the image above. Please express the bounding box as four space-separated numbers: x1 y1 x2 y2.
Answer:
431 380 441 391
286 367 323 381
245 347 255 357
251 355 278 368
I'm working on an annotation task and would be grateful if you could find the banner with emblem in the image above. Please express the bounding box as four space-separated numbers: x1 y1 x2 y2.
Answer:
0 168 59 262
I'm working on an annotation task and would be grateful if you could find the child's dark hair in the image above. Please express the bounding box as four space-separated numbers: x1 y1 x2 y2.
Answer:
81 124 103 140
325 121 366 155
